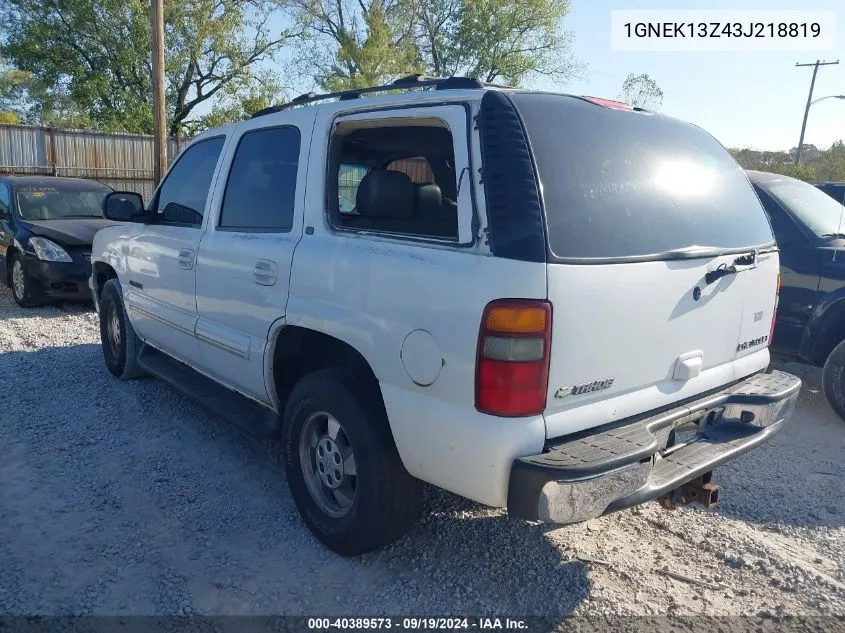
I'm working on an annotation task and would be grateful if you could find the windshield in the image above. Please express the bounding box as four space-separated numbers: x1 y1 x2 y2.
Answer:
15 184 109 221
509 93 775 260
762 179 845 238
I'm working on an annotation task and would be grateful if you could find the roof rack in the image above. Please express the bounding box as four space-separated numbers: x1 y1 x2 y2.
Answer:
251 74 489 118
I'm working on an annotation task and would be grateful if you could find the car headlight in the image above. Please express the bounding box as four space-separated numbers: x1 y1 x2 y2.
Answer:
29 237 73 263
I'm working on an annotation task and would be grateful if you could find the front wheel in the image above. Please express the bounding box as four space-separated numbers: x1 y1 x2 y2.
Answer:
822 338 845 423
9 253 42 308
282 368 422 556
99 278 144 380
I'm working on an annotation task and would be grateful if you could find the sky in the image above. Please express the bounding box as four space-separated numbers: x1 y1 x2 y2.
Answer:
260 0 843 152
538 0 844 151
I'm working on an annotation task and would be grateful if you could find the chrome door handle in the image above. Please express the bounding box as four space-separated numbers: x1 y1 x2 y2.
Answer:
178 249 195 270
253 259 277 286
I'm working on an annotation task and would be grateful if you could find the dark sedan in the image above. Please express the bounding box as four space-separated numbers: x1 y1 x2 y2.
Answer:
0 176 117 307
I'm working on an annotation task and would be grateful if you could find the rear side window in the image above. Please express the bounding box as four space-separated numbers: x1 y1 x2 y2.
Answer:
220 126 301 231
509 93 774 260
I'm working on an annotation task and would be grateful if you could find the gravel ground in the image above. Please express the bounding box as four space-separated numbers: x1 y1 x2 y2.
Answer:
0 285 843 621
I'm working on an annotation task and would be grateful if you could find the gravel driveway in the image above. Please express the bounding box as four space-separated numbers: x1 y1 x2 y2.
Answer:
0 286 843 621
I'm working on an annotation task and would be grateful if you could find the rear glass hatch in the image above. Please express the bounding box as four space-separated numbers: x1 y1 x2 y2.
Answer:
499 92 779 438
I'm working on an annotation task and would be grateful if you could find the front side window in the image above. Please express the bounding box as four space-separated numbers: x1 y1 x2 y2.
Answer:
154 136 225 227
219 126 301 231
14 183 109 221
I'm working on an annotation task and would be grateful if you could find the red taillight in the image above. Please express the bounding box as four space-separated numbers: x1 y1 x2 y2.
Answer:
475 299 552 417
769 273 780 346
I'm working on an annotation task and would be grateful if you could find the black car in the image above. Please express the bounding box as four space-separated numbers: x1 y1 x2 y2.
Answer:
815 181 845 204
0 176 116 307
747 170 845 421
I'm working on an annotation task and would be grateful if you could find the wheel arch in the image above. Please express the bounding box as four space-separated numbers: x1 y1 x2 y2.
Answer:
4 244 17 282
267 324 388 422
801 292 845 366
92 261 119 298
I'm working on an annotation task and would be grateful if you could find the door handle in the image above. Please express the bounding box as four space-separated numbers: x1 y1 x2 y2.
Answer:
253 259 278 286
178 249 195 270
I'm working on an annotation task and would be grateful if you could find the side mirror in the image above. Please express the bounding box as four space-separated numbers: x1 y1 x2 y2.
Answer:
103 191 147 222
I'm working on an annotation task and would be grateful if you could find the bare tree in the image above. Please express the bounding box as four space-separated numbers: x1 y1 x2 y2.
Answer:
619 72 663 110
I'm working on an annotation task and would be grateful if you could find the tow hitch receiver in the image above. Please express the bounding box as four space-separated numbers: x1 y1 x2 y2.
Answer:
657 473 720 511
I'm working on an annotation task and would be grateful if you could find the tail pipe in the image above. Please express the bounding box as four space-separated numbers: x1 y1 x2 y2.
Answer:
657 472 720 510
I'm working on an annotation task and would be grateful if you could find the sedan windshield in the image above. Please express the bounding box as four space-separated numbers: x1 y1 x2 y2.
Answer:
761 179 845 239
15 184 108 221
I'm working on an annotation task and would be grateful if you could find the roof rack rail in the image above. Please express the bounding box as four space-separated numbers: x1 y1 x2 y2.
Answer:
251 75 488 118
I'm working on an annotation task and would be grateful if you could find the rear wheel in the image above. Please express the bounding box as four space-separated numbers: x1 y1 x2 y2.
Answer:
822 338 845 423
282 368 422 556
9 253 42 308
99 278 144 380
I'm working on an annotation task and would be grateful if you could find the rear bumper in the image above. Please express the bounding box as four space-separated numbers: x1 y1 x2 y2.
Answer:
507 370 801 523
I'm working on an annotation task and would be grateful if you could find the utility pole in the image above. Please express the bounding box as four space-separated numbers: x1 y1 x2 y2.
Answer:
795 59 839 165
151 0 167 186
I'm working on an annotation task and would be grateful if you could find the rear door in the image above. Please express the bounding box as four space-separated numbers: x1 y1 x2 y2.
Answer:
506 93 779 438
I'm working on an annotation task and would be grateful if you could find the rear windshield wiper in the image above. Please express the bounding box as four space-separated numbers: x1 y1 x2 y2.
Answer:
821 233 845 239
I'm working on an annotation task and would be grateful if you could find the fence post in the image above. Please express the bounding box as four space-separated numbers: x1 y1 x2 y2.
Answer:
47 128 58 176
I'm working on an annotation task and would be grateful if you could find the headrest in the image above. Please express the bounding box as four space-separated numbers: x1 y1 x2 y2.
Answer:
415 183 442 216
356 170 415 219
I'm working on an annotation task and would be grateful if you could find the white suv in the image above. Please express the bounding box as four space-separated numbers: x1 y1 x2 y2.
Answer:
90 76 801 556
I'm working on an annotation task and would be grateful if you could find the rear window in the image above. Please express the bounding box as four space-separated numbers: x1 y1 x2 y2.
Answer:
510 93 774 260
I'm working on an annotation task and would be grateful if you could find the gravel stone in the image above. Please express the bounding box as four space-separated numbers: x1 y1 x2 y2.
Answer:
0 288 842 617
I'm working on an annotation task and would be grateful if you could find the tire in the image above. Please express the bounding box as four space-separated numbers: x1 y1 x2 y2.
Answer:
823 339 845 423
99 278 144 380
282 368 422 556
9 252 42 308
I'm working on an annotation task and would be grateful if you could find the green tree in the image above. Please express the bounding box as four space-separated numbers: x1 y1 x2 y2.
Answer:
283 0 576 90
0 63 93 127
0 0 294 135
183 71 285 134
730 142 845 182
0 111 21 124
286 0 421 91
619 72 663 110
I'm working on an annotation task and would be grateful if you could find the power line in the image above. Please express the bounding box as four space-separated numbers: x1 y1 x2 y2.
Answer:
795 59 839 164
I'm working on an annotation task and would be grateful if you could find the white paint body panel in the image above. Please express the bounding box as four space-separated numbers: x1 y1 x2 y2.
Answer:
123 225 203 365
543 253 778 438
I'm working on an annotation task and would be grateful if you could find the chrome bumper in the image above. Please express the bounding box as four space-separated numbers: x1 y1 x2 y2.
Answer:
508 370 802 523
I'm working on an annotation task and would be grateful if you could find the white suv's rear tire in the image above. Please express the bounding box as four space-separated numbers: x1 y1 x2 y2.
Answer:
823 339 845 423
282 368 422 556
99 279 144 380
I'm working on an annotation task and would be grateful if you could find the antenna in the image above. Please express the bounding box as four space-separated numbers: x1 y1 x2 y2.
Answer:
834 190 845 263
